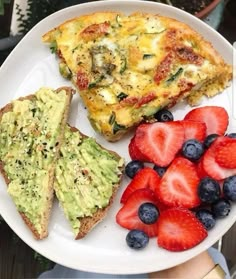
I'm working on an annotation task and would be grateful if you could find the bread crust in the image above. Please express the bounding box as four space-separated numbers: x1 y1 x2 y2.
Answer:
75 186 119 239
0 87 74 240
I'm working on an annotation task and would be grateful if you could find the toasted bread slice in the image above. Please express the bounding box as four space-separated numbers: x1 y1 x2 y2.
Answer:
54 125 124 239
42 12 232 141
0 87 74 239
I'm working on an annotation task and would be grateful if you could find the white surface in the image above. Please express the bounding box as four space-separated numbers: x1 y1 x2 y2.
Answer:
0 0 235 275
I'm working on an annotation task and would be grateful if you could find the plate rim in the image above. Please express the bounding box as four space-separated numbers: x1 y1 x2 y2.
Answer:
0 0 235 275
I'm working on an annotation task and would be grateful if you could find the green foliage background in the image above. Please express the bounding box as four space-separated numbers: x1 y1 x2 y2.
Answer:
16 0 92 34
0 0 11 15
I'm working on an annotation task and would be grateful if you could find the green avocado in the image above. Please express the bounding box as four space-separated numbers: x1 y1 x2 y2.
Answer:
54 126 124 235
0 88 68 234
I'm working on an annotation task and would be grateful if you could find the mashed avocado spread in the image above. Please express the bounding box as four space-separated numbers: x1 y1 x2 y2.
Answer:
54 126 124 235
0 88 68 234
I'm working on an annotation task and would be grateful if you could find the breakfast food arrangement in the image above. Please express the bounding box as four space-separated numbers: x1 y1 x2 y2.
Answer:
0 2 235 274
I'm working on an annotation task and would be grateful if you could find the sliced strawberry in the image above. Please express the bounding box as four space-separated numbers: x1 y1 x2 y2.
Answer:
197 159 208 179
156 157 201 208
120 167 160 203
157 208 208 252
215 139 236 168
178 120 206 142
184 106 228 136
155 199 171 212
202 137 236 180
128 135 149 161
116 189 160 237
134 122 184 167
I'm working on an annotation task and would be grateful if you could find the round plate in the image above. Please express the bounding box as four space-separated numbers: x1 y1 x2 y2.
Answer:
0 0 235 275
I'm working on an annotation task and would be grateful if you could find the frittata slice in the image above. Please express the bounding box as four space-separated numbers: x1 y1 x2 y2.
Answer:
43 12 232 141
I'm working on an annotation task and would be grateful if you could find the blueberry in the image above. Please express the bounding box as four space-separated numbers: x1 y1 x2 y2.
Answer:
198 177 221 203
138 202 159 224
126 229 149 249
154 109 174 122
227 133 236 139
203 134 219 149
181 139 204 161
195 209 216 230
223 175 236 201
211 198 231 218
153 165 167 177
125 160 144 178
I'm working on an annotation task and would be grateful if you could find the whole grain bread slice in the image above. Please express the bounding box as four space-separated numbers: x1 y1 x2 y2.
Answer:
75 191 118 239
0 87 74 239
54 125 124 239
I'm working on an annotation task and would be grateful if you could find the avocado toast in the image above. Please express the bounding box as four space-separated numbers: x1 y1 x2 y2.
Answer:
54 125 124 239
0 87 73 239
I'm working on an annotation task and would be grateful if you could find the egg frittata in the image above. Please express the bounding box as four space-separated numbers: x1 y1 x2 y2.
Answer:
43 12 232 141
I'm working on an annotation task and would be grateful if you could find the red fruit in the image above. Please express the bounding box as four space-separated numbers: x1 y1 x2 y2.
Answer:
155 199 170 212
128 135 149 161
215 140 236 169
116 189 160 237
197 159 208 179
184 106 228 136
120 167 160 203
178 120 206 142
134 122 184 167
156 157 201 208
203 137 236 180
157 208 208 252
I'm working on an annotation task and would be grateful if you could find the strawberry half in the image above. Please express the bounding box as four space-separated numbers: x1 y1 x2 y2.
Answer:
202 137 236 180
116 188 160 237
178 120 206 142
128 135 149 161
184 106 228 136
134 122 184 167
215 139 236 169
157 208 208 252
120 167 160 203
156 157 201 208
196 159 208 179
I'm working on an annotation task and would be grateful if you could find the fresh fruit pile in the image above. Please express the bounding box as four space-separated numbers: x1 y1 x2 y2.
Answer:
116 106 236 252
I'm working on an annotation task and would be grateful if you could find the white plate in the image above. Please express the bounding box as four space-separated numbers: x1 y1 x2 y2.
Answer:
0 0 235 275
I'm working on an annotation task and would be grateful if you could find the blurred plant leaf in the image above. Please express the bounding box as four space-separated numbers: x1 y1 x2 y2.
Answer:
0 0 11 15
16 0 94 34
34 251 55 270
0 1 4 15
